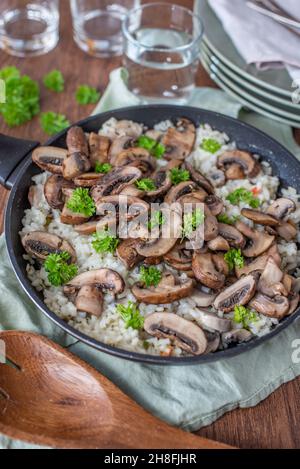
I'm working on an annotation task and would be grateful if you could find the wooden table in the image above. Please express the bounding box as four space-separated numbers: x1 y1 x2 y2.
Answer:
0 0 299 449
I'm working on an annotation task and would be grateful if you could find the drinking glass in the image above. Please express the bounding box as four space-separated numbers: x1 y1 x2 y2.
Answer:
122 2 203 104
70 0 140 57
0 0 59 57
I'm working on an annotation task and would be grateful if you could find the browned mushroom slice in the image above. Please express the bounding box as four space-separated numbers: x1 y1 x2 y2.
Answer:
277 221 297 241
225 163 245 180
32 146 68 174
266 197 295 220
190 286 217 307
66 126 89 156
207 236 230 251
207 169 226 188
114 148 156 177
222 329 252 346
258 257 287 297
249 294 289 319
144 312 207 355
44 175 75 209
108 136 133 164
205 195 223 216
164 180 197 204
116 238 143 269
88 132 110 166
91 166 142 201
218 223 245 248
235 254 268 278
235 221 274 257
192 252 226 290
164 242 192 271
177 189 207 207
119 184 144 198
28 185 40 208
287 291 299 316
136 206 182 257
132 274 193 304
203 206 219 241
62 152 91 180
74 172 103 187
184 162 214 194
217 150 260 178
75 285 103 317
213 274 257 312
145 169 172 198
95 195 149 222
22 231 76 263
64 268 125 294
241 208 280 226
196 309 232 332
74 218 102 235
162 118 196 160
60 204 90 225
112 120 143 139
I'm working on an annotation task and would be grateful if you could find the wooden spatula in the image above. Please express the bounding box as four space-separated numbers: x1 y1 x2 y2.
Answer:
0 331 232 449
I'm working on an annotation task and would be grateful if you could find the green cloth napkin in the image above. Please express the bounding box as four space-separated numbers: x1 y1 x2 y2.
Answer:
1 69 300 449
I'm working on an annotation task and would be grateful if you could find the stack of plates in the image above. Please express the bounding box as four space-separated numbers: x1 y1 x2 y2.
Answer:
197 0 300 127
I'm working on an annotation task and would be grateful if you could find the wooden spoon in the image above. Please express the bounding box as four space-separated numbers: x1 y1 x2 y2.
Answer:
0 331 232 449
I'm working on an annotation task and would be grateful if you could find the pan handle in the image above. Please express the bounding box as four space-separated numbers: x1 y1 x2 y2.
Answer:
0 133 40 189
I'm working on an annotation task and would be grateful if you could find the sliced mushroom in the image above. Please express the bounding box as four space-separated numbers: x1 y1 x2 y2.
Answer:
196 309 232 332
95 194 149 220
184 162 214 194
235 254 268 278
32 146 68 174
136 206 182 257
164 181 197 204
60 204 90 225
88 132 110 166
276 221 297 241
132 275 193 304
114 148 156 176
258 257 287 297
212 253 229 276
241 208 280 226
62 152 91 180
218 223 245 248
119 184 144 198
282 274 293 295
64 268 125 294
217 150 260 178
287 292 299 316
116 238 143 269
28 185 40 208
144 312 207 355
22 231 76 262
75 285 103 317
203 206 218 242
207 236 230 251
44 175 74 210
235 221 274 257
74 218 102 235
74 172 103 187
66 126 89 156
112 120 143 139
207 169 226 188
225 163 245 180
213 274 257 312
205 195 223 216
192 252 225 290
222 329 252 346
205 331 221 353
162 118 196 160
249 294 289 319
91 166 142 201
266 197 295 220
190 286 217 307
164 242 192 271
108 136 133 164
145 169 172 198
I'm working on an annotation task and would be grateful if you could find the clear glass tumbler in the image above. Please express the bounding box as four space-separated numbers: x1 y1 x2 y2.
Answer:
122 2 203 104
0 0 59 57
70 0 140 57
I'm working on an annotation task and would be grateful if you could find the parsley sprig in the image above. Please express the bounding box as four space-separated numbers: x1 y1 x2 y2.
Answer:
135 178 156 191
92 228 119 254
136 135 165 159
95 162 112 174
226 188 260 208
170 168 190 185
217 213 239 225
182 208 205 238
44 252 78 286
140 266 162 287
224 248 244 270
76 85 100 105
200 138 222 153
67 188 96 217
116 301 144 330
148 211 166 230
43 70 64 92
233 305 258 330
40 111 70 135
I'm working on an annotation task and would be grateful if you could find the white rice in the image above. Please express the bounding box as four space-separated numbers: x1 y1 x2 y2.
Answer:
20 122 300 356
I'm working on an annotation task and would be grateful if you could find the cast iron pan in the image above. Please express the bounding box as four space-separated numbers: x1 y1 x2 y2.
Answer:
1 105 300 365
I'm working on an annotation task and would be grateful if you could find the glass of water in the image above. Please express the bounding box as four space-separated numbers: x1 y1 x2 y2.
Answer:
70 0 140 57
0 0 59 57
122 2 203 104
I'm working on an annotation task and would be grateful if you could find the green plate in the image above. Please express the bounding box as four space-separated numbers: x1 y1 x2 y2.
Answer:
197 0 293 98
201 54 300 127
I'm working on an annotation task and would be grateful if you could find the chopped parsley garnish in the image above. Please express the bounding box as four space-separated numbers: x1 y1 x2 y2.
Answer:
200 138 222 153
224 248 244 270
148 211 166 230
226 188 260 208
0 66 40 127
75 85 100 105
233 305 258 330
182 208 205 238
40 111 70 135
116 301 144 330
44 252 78 287
170 168 190 185
92 228 119 254
136 135 165 159
140 266 162 287
135 178 156 191
95 162 112 174
43 70 64 92
66 188 96 217
217 213 240 225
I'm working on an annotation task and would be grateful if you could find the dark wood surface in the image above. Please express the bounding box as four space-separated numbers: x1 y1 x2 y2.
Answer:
0 0 299 449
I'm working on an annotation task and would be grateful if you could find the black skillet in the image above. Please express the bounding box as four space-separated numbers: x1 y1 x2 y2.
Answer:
1 105 300 365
